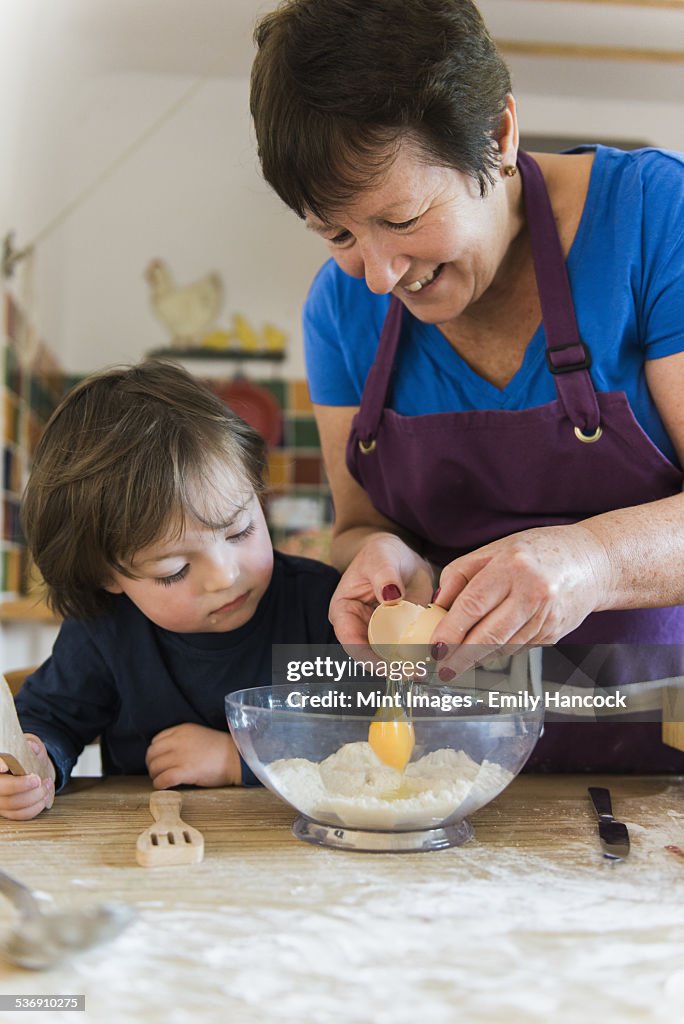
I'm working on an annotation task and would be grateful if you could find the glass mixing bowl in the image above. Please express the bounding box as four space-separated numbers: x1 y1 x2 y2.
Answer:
226 648 543 852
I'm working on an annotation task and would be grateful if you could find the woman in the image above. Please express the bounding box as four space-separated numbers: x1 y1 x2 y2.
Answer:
250 0 684 769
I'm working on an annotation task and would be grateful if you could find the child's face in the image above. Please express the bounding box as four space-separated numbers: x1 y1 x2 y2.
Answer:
105 491 274 634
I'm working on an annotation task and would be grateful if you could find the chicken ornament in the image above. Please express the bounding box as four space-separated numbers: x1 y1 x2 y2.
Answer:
145 259 224 348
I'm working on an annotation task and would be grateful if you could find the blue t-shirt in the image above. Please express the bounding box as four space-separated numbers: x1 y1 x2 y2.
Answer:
16 552 340 790
303 146 684 467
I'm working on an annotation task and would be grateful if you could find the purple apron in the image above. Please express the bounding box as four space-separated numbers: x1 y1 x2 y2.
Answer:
346 150 684 771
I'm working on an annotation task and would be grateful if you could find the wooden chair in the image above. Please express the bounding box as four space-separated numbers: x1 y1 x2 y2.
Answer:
662 689 684 752
3 667 38 697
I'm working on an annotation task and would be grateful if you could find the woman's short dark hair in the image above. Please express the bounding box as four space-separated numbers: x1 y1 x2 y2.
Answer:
21 360 267 620
251 0 513 218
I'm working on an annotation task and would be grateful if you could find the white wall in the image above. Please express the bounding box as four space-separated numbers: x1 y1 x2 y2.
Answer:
55 74 328 377
1 623 60 676
5 73 325 378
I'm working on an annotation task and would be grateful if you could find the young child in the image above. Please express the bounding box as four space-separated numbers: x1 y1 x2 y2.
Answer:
0 360 339 819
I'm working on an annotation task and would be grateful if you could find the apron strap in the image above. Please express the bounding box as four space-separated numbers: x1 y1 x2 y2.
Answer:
353 294 403 446
517 150 601 436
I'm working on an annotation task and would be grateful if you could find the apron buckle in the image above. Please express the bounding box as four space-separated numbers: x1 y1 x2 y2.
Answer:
358 437 377 454
546 340 592 375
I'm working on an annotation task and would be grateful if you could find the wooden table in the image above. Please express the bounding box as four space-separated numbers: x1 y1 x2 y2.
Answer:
1 775 684 1023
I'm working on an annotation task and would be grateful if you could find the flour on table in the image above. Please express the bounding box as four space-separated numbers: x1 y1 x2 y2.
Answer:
266 742 513 830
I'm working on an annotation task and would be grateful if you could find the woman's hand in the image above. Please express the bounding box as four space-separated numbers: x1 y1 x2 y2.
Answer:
0 735 54 820
430 524 614 677
329 532 435 653
146 724 242 790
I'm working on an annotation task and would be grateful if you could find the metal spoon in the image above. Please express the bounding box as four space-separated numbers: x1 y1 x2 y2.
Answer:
0 870 135 970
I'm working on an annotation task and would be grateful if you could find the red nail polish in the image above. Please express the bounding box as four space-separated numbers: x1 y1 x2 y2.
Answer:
431 642 448 661
382 584 401 602
432 587 441 602
438 667 457 682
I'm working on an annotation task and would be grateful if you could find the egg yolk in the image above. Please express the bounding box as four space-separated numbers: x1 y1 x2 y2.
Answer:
368 709 415 771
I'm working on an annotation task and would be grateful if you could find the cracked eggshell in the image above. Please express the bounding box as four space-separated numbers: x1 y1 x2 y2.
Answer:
368 600 447 661
368 600 422 654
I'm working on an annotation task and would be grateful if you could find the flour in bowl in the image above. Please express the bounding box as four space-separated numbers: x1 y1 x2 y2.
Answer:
265 742 513 830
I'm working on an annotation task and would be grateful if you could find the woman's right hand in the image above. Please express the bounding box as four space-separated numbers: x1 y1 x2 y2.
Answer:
0 735 54 820
328 532 434 653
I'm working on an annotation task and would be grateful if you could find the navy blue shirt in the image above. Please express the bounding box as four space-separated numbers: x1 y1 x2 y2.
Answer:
16 552 339 789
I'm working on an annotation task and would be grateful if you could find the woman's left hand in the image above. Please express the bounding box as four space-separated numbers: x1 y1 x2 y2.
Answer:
430 524 614 675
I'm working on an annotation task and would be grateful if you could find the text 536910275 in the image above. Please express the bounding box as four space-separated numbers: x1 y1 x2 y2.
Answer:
0 996 85 1011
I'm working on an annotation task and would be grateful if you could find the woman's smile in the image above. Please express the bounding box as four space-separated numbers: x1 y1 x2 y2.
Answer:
402 263 445 293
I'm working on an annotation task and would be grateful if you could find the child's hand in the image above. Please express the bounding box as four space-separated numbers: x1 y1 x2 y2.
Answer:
145 724 242 790
0 735 54 820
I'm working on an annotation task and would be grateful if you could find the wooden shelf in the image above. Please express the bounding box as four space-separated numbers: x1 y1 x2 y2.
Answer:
148 346 285 361
0 596 60 623
497 38 684 64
